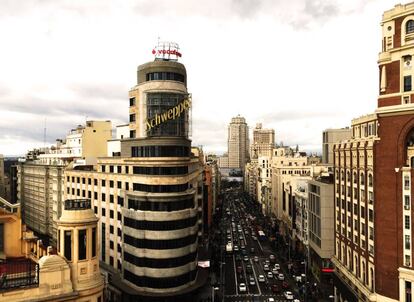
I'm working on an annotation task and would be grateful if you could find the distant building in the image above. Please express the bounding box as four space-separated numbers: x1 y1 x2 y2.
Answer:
0 155 5 199
322 128 351 164
250 123 275 158
227 115 249 171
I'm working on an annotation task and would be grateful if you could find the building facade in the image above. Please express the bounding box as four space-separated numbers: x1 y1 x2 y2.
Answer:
250 123 275 158
227 115 249 171
333 3 414 301
65 56 204 298
308 176 335 283
0 197 104 302
17 121 111 247
322 128 352 165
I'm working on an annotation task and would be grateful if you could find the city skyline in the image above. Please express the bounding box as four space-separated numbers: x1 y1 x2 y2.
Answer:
0 0 402 156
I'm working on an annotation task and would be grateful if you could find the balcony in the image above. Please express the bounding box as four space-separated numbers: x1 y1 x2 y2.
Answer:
0 259 39 292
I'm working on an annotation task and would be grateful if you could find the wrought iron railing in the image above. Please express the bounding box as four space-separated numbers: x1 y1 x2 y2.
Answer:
0 260 39 291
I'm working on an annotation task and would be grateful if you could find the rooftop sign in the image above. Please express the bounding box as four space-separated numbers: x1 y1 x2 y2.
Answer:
152 41 182 61
145 98 191 131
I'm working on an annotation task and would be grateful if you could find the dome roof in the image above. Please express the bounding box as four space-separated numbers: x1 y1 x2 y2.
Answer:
39 254 68 270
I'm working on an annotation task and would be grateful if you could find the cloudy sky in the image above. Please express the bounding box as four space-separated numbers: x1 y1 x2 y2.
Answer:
0 0 405 156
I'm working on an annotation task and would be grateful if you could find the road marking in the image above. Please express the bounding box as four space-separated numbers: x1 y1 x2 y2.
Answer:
250 257 262 296
232 236 239 296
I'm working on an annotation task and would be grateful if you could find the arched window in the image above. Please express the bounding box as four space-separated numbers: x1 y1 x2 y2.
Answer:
353 172 357 184
407 20 414 34
368 174 373 187
360 173 365 186
346 171 350 182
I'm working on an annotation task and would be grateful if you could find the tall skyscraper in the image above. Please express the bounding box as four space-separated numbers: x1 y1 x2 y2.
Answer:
333 4 414 301
250 123 275 158
65 42 203 299
227 115 249 171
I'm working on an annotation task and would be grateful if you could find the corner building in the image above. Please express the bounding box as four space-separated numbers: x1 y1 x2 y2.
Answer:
65 57 203 298
333 3 414 301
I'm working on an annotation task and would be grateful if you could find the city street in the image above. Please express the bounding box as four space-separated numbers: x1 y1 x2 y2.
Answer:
215 187 303 302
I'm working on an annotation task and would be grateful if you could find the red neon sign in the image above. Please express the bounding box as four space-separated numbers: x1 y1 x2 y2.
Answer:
321 268 334 273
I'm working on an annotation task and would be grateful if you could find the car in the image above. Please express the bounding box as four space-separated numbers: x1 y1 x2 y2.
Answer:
246 264 253 273
271 284 280 293
267 298 275 302
272 267 278 274
278 273 285 280
252 235 257 241
274 263 280 270
239 235 244 240
250 247 255 253
227 235 231 240
265 260 270 265
239 283 247 292
263 264 270 271
269 254 276 263
267 272 273 279
249 276 255 286
254 256 259 262
284 291 294 300
258 275 265 282
243 255 249 262
234 245 239 252
282 281 289 289
236 266 243 274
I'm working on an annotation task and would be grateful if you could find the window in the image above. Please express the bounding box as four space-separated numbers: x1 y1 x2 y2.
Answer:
110 225 114 234
110 181 114 189
110 195 114 203
406 281 412 302
406 216 411 229
64 230 72 261
110 210 114 219
101 165 106 173
110 240 114 249
109 166 114 173
92 227 97 257
102 193 106 202
94 179 97 186
406 195 411 210
405 176 410 190
129 97 136 106
405 76 412 92
130 130 136 138
101 223 106 261
407 20 414 34
129 114 136 122
406 235 411 249
78 229 87 260
102 180 105 187
406 255 411 267
117 181 122 188
131 145 190 158
0 224 3 252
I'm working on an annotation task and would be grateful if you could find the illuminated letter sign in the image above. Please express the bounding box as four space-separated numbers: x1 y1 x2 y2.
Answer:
145 98 191 132
152 41 182 61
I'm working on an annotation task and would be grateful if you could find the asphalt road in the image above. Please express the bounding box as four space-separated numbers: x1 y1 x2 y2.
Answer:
219 190 302 302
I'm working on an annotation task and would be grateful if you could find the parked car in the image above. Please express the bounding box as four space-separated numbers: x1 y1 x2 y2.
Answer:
239 283 247 292
258 275 265 282
284 291 294 300
278 273 285 280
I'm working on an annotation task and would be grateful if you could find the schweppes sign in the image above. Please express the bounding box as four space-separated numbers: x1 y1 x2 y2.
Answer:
145 98 191 131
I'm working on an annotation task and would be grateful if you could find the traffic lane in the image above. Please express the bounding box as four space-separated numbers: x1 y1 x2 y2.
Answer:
224 253 237 295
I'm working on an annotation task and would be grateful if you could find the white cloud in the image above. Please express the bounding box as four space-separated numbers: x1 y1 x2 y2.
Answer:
0 0 404 156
